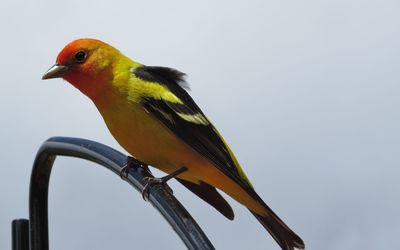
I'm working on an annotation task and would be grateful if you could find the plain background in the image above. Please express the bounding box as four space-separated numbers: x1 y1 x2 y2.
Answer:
1 0 399 249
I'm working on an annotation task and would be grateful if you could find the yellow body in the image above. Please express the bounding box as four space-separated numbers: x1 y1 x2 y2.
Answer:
94 66 266 215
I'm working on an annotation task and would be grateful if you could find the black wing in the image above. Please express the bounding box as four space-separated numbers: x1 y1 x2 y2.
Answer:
134 66 256 196
176 178 234 220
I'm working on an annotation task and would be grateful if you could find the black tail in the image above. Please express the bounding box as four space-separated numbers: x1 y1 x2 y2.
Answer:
250 200 304 250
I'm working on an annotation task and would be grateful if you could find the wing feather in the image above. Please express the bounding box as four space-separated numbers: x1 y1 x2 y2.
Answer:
134 66 256 196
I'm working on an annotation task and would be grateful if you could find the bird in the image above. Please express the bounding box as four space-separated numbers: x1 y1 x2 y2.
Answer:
42 38 304 250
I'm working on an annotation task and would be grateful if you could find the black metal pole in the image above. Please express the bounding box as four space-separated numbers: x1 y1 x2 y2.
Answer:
12 219 29 250
29 137 214 250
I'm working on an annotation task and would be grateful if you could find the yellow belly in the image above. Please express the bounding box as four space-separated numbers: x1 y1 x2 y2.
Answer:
95 98 266 215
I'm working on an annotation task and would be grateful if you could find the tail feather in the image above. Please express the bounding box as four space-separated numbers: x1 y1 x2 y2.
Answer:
250 202 304 250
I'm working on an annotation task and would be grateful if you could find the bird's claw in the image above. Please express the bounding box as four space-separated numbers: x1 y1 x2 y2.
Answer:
120 156 147 180
141 177 173 201
119 165 130 180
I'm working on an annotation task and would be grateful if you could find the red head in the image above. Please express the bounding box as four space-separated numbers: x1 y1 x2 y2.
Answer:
42 38 122 99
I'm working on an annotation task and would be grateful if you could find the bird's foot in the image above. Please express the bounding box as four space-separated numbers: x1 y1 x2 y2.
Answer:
141 166 188 200
120 156 148 180
141 177 172 200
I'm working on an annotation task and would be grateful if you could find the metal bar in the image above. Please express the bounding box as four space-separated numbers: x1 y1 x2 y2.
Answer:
12 219 29 250
29 136 214 250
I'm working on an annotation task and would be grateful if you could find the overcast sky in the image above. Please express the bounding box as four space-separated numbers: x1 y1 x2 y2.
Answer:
1 0 399 249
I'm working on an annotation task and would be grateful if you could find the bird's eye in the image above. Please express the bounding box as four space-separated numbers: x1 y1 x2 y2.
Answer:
75 51 86 62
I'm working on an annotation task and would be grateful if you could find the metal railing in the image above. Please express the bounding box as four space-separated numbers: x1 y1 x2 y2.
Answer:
12 137 214 250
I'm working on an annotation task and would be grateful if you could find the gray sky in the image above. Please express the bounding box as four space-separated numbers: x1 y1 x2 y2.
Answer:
1 0 399 249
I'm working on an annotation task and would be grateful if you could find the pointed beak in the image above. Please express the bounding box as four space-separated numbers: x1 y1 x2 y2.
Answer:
42 64 69 80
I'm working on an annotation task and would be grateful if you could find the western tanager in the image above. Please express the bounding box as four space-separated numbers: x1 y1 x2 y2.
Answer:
42 38 304 250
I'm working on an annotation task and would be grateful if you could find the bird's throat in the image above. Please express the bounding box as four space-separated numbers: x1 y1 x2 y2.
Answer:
63 71 110 102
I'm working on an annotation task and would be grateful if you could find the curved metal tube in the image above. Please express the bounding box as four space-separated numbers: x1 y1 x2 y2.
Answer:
29 137 214 250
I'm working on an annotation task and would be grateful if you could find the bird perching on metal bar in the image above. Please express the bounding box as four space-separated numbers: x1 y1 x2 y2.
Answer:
42 38 305 250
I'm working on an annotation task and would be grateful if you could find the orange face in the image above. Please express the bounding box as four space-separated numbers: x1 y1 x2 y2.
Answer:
43 38 118 99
